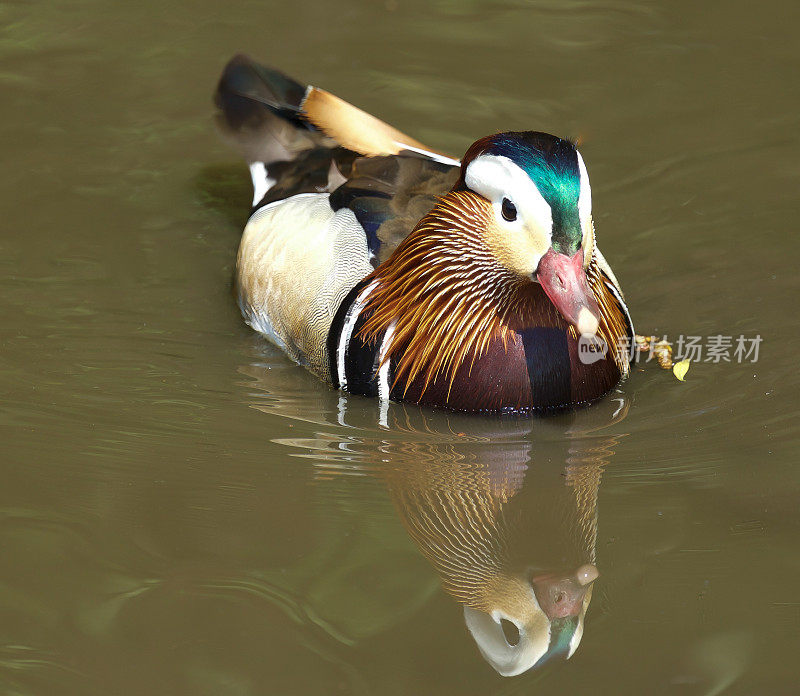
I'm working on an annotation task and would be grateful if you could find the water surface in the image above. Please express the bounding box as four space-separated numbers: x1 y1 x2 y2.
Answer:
1 0 799 693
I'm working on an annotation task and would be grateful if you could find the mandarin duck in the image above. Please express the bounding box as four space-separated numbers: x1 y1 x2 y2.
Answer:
215 54 634 413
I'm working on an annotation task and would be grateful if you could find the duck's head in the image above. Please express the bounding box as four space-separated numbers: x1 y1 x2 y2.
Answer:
463 563 598 677
455 131 599 336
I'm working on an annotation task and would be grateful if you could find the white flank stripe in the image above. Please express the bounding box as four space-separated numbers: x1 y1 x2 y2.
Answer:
336 281 377 391
377 321 396 402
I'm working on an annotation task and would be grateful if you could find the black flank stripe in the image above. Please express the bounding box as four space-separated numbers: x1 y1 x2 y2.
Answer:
343 305 381 398
519 328 572 409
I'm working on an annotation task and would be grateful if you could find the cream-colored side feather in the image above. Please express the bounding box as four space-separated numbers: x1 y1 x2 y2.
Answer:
236 193 373 380
593 246 625 299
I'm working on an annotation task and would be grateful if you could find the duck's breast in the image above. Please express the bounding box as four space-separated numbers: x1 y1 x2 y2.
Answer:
398 328 622 413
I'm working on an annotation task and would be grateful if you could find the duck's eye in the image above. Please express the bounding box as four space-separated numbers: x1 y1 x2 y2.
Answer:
500 618 520 646
501 198 517 222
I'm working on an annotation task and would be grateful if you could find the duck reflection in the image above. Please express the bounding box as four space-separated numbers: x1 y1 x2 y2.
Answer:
377 401 627 676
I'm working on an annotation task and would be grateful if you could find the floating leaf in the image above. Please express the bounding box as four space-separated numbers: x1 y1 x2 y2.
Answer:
673 359 690 381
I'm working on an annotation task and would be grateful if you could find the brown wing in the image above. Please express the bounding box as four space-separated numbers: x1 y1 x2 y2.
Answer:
215 54 462 261
298 85 463 256
329 155 460 265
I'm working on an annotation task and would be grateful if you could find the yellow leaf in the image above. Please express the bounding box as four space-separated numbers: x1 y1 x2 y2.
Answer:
673 359 690 381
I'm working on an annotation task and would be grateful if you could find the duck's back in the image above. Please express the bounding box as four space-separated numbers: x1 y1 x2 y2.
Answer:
216 55 459 379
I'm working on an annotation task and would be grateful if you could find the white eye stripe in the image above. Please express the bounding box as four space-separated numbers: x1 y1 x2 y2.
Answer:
464 154 553 240
576 150 592 226
577 150 593 265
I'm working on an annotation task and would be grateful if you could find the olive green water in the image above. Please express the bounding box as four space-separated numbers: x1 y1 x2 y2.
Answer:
2 0 799 693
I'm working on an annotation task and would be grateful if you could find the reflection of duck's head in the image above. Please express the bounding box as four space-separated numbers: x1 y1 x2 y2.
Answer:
464 563 597 676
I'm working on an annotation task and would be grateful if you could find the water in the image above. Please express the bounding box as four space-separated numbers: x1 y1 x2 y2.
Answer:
1 0 799 693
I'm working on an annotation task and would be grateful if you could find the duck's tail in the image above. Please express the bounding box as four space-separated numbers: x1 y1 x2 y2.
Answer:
214 54 458 202
214 54 323 204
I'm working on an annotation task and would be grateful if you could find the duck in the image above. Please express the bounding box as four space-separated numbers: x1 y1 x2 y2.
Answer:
214 54 634 413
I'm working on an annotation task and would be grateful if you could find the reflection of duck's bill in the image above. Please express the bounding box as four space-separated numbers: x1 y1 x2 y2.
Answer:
463 564 597 677
531 563 598 620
